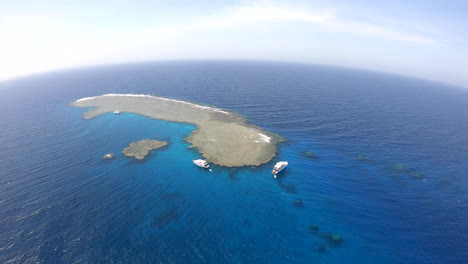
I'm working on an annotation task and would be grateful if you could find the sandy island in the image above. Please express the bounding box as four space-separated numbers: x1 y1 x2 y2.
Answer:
72 94 283 167
122 139 168 160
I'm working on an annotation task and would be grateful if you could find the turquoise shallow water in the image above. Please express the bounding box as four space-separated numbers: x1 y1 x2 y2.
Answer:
0 61 467 263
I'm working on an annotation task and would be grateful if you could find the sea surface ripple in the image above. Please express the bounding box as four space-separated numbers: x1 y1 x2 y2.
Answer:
0 61 467 263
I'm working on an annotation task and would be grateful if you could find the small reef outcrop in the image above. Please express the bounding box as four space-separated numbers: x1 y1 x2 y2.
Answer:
122 139 168 160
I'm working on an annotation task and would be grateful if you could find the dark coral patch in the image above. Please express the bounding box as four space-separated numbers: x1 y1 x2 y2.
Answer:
317 244 327 253
353 154 374 162
160 192 185 201
279 182 297 194
303 151 318 159
242 219 252 227
309 224 319 233
228 169 238 181
151 209 180 228
327 233 343 246
294 199 304 207
392 163 425 180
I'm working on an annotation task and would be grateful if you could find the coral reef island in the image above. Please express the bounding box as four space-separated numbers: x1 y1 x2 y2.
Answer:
72 94 283 167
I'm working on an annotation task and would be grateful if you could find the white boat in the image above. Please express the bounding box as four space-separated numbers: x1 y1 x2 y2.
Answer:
193 159 212 171
272 161 288 178
113 110 120 114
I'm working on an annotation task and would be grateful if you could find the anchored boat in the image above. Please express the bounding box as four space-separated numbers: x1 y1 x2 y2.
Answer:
272 161 288 178
193 159 212 171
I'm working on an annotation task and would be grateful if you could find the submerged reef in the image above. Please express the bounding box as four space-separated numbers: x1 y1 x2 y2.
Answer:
328 233 343 245
122 139 168 160
159 192 185 202
294 199 304 207
407 170 424 180
392 163 425 180
393 163 408 172
309 225 344 249
303 151 318 159
228 169 238 181
242 219 252 227
309 224 319 233
72 94 283 167
353 154 374 162
317 244 327 253
151 209 180 228
278 182 297 194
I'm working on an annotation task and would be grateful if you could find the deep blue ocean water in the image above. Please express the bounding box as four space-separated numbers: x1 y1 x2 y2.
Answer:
0 61 467 264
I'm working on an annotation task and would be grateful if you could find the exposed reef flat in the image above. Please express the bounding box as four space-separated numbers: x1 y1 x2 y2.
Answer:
122 139 168 160
72 94 283 166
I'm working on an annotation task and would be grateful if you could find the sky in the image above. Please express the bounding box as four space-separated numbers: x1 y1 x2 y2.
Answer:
1 0 467 87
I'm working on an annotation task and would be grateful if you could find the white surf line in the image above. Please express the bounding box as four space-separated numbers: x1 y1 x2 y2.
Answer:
75 96 97 103
257 133 272 143
75 94 230 114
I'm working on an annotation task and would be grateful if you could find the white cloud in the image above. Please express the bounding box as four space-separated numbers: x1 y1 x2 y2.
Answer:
0 2 440 82
224 4 436 44
0 15 125 80
323 19 436 45
126 3 436 45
